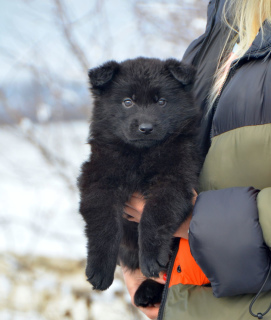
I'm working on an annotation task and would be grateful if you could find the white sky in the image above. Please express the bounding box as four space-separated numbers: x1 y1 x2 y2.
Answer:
0 0 198 84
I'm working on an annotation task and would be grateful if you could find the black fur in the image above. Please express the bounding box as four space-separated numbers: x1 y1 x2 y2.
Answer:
78 57 201 305
134 279 164 307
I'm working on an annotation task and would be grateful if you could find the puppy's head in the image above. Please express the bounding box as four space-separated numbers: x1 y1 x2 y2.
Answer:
88 57 197 148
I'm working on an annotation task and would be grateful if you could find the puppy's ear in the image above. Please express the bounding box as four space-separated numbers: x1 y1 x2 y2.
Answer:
88 61 120 88
165 59 196 88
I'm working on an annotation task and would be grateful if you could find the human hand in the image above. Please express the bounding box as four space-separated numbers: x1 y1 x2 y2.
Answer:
123 192 145 223
123 190 198 239
121 265 166 320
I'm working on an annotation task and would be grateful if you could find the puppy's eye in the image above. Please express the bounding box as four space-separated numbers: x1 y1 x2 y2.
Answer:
158 98 167 106
122 98 134 108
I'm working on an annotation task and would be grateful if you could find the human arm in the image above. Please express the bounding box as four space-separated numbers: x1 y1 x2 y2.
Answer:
257 187 271 248
123 190 197 239
121 266 166 320
189 187 271 297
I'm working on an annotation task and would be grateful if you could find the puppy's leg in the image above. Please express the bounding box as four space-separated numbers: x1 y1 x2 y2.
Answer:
134 279 164 307
80 184 125 290
119 218 140 270
139 181 193 278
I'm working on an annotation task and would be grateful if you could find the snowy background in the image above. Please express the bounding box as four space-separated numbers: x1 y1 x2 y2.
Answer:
0 0 208 319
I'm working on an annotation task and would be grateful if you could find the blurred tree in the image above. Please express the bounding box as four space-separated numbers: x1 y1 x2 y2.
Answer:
134 0 208 46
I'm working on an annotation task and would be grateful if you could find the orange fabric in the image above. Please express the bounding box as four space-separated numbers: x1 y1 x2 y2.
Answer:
169 238 210 288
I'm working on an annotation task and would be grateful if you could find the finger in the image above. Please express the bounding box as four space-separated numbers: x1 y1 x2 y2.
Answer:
123 205 141 222
128 194 145 213
122 212 138 222
192 189 197 197
192 189 198 205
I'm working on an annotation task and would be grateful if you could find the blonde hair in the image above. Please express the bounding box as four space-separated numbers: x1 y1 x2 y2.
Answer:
208 0 271 109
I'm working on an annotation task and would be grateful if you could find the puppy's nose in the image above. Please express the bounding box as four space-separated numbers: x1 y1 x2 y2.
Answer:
139 123 153 134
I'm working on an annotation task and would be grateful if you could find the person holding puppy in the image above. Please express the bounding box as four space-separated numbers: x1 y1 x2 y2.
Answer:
122 0 271 319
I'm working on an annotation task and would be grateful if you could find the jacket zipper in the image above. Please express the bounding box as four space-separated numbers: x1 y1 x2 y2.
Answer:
157 240 179 320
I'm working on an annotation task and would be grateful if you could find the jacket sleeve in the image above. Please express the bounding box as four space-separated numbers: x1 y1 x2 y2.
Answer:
188 187 271 298
257 187 271 248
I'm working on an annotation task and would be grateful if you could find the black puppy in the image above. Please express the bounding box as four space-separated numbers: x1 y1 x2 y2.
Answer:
78 57 201 307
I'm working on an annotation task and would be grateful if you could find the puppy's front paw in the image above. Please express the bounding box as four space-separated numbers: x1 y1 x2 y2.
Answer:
86 257 115 290
139 246 169 278
134 279 164 307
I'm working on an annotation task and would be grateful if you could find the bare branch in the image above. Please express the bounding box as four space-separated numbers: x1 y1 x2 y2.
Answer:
53 0 90 73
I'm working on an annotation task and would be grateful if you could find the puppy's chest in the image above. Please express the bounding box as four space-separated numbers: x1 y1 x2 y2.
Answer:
124 150 180 191
122 157 156 186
